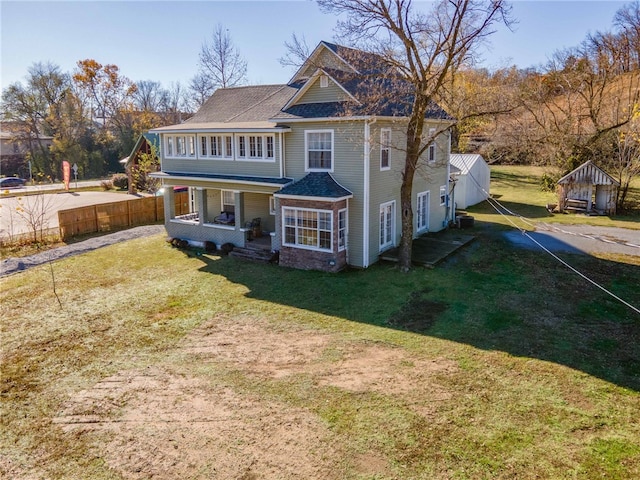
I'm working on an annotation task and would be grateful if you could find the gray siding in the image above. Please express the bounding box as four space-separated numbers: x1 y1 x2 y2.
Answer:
283 120 366 267
366 120 450 266
243 192 274 233
296 77 351 104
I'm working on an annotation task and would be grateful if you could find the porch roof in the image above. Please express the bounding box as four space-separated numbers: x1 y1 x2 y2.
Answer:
274 172 353 200
151 171 293 187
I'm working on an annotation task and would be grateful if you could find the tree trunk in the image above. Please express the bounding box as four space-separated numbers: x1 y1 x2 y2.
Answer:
397 97 427 272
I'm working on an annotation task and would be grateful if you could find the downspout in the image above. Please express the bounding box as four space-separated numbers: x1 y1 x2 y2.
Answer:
279 131 285 178
363 117 376 268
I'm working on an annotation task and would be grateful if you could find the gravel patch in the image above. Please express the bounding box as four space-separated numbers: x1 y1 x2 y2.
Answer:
1 225 166 277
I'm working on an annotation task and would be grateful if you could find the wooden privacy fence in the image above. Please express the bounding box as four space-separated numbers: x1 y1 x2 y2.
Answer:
58 191 189 240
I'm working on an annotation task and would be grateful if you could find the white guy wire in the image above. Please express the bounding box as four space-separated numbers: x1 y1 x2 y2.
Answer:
453 155 640 316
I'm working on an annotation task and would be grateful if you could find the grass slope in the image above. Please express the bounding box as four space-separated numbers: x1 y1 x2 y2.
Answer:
1 167 639 479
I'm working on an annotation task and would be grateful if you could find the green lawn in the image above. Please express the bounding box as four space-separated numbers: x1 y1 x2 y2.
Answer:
1 167 639 479
467 165 640 231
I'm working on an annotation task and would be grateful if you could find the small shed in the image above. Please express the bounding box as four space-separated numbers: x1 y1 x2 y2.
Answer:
449 154 490 209
557 161 619 215
122 133 160 194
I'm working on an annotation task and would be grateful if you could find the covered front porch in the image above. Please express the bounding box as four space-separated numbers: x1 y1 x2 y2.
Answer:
153 172 292 250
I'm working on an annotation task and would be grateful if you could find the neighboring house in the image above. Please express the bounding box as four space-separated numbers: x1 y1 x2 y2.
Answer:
121 133 161 194
449 154 490 209
0 122 53 178
557 160 619 215
151 41 454 271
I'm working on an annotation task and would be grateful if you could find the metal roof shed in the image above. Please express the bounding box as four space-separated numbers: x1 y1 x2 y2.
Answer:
449 154 490 209
557 161 619 215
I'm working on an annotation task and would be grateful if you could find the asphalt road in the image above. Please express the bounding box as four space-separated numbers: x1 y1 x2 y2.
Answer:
504 224 640 257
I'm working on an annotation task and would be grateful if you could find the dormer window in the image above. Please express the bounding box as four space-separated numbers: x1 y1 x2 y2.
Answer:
320 74 328 88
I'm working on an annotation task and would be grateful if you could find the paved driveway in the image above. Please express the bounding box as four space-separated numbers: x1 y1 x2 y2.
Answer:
504 224 640 257
0 191 144 240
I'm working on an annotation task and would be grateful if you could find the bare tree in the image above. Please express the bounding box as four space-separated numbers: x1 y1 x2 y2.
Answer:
316 0 511 271
611 106 640 210
190 24 247 107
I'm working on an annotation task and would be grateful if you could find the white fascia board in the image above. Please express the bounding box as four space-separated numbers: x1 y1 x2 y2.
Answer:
150 172 291 188
274 194 353 202
287 41 359 85
283 68 360 111
270 116 371 123
150 127 291 134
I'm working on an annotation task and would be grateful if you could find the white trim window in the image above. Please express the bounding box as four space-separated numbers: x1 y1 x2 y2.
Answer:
236 135 275 161
439 185 447 206
166 136 174 156
222 190 235 213
428 128 436 163
379 201 395 250
320 74 329 88
165 135 196 158
338 208 348 251
225 136 233 157
269 196 276 215
417 191 430 232
306 130 333 171
380 128 391 170
283 207 332 251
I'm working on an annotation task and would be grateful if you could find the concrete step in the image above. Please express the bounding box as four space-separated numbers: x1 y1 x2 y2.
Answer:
229 247 278 263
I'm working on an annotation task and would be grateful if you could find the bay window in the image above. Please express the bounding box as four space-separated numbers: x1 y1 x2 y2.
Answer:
283 207 333 251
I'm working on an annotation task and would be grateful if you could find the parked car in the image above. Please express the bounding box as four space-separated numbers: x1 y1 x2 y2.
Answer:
0 177 26 189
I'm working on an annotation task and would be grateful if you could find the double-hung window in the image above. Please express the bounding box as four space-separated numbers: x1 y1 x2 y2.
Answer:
167 135 196 158
380 128 391 170
338 209 347 251
428 128 436 163
236 135 274 161
225 136 233 157
283 207 332 251
210 136 222 157
306 130 333 171
167 137 174 156
222 190 235 214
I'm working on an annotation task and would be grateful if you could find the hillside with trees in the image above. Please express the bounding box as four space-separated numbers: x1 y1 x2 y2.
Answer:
448 1 640 210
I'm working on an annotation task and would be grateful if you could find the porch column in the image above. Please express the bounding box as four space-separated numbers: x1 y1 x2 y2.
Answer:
200 188 208 224
196 188 205 225
164 186 175 220
234 191 243 229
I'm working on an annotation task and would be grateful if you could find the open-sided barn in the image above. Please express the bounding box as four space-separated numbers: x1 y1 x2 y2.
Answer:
557 161 619 215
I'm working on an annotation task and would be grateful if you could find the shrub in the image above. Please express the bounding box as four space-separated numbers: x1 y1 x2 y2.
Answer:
100 180 114 191
540 172 559 192
204 241 217 253
112 173 128 190
220 243 234 255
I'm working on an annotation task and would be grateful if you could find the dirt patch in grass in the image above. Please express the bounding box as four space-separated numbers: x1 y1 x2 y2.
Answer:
55 366 341 479
49 314 457 479
387 288 449 332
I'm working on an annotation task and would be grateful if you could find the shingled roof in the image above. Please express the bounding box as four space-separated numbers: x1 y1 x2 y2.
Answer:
186 84 298 124
275 172 353 199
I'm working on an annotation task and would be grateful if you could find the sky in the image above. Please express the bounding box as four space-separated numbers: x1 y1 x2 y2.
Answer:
0 0 629 93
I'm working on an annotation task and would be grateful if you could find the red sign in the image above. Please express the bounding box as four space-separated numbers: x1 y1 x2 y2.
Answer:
62 161 70 191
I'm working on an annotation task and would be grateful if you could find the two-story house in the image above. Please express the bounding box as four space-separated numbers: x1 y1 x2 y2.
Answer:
151 41 454 272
